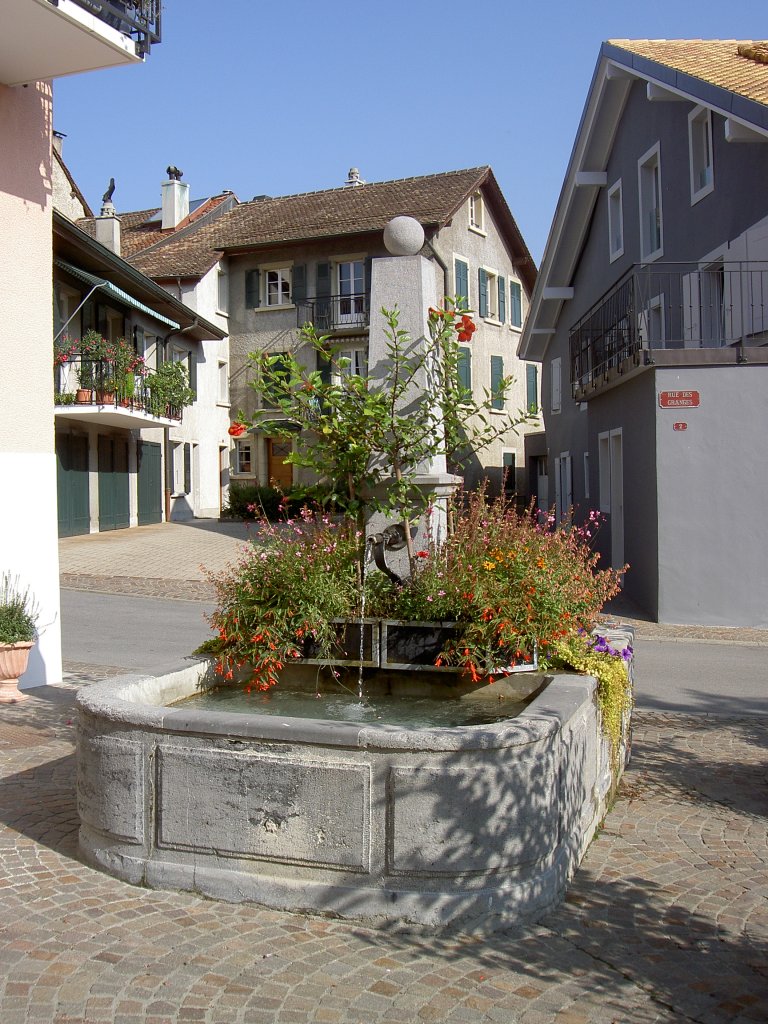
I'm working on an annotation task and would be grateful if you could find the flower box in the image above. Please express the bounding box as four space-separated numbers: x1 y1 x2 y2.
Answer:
298 618 379 668
380 620 538 674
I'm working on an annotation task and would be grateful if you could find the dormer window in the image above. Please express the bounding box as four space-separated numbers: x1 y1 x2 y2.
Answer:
469 192 485 233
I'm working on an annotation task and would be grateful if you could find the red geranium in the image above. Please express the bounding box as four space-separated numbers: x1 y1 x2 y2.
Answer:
228 422 247 437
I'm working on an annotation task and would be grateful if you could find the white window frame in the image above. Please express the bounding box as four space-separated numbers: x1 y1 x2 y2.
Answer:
689 105 714 204
217 360 229 405
217 267 229 315
264 267 292 308
235 439 253 475
469 192 485 234
171 441 185 496
638 143 663 262
551 356 562 414
334 345 368 382
481 267 499 321
607 178 624 262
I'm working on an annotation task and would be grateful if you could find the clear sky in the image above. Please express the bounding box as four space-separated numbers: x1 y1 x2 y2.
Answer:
53 0 767 264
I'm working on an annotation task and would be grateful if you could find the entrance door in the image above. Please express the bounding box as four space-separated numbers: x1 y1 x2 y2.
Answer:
98 436 130 531
535 455 549 514
266 438 293 491
337 261 365 324
609 432 624 571
56 434 90 537
137 440 162 525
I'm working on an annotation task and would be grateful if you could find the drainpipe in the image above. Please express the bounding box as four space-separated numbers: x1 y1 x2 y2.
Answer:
423 235 450 300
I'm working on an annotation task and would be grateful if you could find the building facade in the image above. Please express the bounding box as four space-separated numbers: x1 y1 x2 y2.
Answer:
520 40 768 627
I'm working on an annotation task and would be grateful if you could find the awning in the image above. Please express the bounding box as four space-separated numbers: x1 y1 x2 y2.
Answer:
54 258 180 330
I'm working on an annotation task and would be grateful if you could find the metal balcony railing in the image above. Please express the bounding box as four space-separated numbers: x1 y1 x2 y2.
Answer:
48 0 162 55
55 359 181 420
296 293 370 332
569 261 768 396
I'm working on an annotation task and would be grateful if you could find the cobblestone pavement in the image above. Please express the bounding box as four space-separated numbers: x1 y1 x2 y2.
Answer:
0 689 766 1024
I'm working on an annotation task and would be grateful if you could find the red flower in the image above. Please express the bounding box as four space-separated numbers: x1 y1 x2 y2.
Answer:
416 550 429 559
457 315 476 342
228 422 247 437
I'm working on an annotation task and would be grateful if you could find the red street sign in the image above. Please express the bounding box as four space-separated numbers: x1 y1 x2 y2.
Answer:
659 390 700 408
673 422 688 431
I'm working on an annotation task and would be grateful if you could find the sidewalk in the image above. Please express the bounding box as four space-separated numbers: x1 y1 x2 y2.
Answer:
0 689 765 1023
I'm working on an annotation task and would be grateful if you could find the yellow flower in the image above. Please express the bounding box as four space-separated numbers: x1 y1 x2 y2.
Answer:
483 560 496 570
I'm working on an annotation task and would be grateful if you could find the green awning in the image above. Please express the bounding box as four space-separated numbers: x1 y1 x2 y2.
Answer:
55 258 180 330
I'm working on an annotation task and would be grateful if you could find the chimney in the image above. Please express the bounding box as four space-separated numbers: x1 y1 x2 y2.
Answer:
95 178 121 254
344 166 365 187
162 165 189 229
52 130 66 156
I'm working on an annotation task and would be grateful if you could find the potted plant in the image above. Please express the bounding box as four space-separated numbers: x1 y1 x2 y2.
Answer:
146 361 196 418
0 573 40 703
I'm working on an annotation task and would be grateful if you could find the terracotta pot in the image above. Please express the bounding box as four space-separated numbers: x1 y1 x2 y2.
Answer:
0 641 33 703
95 390 115 405
76 389 92 404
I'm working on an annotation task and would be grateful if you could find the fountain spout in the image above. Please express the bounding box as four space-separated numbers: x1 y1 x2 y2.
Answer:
367 523 409 586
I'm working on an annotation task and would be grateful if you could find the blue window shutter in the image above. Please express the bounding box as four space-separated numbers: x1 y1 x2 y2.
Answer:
316 262 332 298
455 258 469 307
526 364 538 411
498 275 506 324
510 280 522 327
292 264 307 303
245 269 260 308
491 355 504 410
457 346 472 392
478 268 488 318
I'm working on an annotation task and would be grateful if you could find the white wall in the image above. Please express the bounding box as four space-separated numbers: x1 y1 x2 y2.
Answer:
0 82 62 686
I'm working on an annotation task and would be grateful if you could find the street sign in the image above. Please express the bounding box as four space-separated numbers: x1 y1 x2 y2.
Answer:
659 390 700 408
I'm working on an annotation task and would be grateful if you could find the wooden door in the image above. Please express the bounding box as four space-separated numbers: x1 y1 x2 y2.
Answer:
266 438 293 491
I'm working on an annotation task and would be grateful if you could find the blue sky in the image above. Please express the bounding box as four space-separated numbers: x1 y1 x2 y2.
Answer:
54 0 767 263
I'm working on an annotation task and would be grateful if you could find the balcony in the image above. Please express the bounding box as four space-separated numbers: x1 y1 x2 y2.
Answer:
296 293 370 333
55 358 182 428
1 0 161 86
569 262 768 399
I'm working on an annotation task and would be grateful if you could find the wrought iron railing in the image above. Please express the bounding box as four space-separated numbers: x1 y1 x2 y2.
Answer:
569 261 768 396
48 0 162 55
55 359 181 420
296 293 370 331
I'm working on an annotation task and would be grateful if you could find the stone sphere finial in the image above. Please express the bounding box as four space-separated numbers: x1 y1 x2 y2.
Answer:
383 216 425 256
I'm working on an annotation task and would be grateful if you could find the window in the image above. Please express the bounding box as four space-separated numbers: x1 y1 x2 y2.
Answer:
235 440 252 475
607 179 624 262
337 261 365 322
172 442 191 495
638 143 663 260
265 268 291 307
142 335 158 370
554 453 572 525
502 452 516 495
509 280 522 328
217 267 229 314
551 357 562 413
490 355 504 410
454 257 469 307
689 106 714 203
639 294 665 345
469 192 485 232
218 361 229 405
526 363 538 413
336 346 368 380
478 268 499 320
261 351 290 407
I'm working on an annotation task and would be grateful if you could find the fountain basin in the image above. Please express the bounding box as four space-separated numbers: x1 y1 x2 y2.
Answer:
76 656 630 931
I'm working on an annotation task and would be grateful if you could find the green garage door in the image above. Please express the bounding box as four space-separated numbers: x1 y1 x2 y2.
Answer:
56 434 90 537
98 436 130 531
138 440 162 525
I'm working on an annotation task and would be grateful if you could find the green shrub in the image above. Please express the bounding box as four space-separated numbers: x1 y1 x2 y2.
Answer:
223 484 298 521
0 574 39 644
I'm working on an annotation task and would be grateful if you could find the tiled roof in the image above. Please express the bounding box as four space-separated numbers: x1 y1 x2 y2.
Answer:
118 167 536 292
608 39 768 108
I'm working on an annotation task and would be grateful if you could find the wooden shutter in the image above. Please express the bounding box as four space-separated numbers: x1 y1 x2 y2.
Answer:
457 346 472 392
526 363 538 411
316 262 332 298
292 264 307 303
478 268 488 318
510 280 522 327
490 355 504 410
498 275 506 324
455 258 469 307
245 269 261 308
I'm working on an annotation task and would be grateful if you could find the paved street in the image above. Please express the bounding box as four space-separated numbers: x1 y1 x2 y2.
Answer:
0 522 763 1023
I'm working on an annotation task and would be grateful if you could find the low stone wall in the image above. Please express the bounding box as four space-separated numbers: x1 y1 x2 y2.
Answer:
76 653 630 931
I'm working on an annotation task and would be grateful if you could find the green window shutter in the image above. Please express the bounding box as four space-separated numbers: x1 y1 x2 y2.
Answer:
498 275 506 324
454 258 469 307
510 280 522 327
457 346 472 392
245 269 261 308
189 352 197 396
491 355 504 410
478 268 488 318
526 363 538 412
503 452 516 494
317 347 332 387
292 264 307 303
316 262 332 298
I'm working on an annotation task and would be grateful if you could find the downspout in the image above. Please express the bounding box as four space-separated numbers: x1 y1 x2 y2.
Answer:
423 234 450 300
